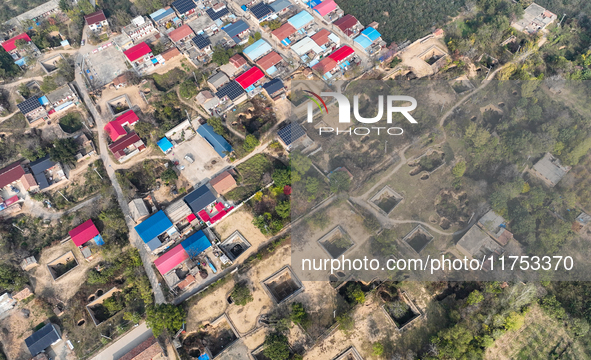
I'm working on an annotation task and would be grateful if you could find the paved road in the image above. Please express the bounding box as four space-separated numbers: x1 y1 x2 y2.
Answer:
89 323 153 360
74 47 166 304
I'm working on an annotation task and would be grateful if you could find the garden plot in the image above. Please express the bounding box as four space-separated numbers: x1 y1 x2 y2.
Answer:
402 225 434 254
182 314 240 359
47 250 79 281
408 149 446 179
370 185 403 214
219 231 251 261
318 225 355 259
261 266 304 304
106 94 132 117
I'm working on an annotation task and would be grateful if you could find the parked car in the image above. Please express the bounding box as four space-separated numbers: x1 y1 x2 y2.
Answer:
185 154 194 164
81 39 85 46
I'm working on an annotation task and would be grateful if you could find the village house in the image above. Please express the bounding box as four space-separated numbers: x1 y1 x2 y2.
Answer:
24 323 61 357
456 225 504 270
256 51 284 76
1 33 35 62
512 3 557 34
45 84 78 114
216 80 247 107
123 42 155 73
134 210 180 253
531 152 571 187
262 78 286 100
168 24 195 47
118 336 164 360
108 132 146 162
277 121 310 150
123 16 158 43
477 210 513 246
208 71 230 92
17 97 49 125
210 170 237 195
29 155 67 190
269 0 292 15
333 14 362 37
84 10 109 32
150 7 178 28
172 0 198 19
196 91 220 115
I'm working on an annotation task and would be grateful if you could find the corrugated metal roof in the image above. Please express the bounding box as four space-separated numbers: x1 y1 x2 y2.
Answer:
269 0 292 12
361 26 381 41
154 244 188 275
243 39 272 60
313 0 337 16
123 42 152 62
235 66 265 88
134 210 173 246
181 230 211 257
291 37 322 55
287 10 314 30
184 183 217 213
69 219 100 247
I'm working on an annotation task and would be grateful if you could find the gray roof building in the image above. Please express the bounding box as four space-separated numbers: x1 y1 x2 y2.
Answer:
128 199 150 222
207 72 230 91
45 84 77 107
196 91 220 112
456 225 504 260
531 152 571 187
25 323 61 356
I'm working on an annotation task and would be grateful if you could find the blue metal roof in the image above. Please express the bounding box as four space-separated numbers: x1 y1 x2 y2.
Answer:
135 210 174 247
354 34 372 49
38 96 49 105
181 230 212 257
305 0 321 7
361 27 381 41
287 10 314 30
157 137 173 153
243 39 272 60
197 124 233 157
263 78 284 95
270 0 292 12
150 8 166 19
223 20 249 38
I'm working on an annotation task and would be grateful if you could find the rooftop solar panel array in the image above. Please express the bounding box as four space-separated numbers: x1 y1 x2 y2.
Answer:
250 2 273 20
192 34 211 49
216 80 245 101
277 122 306 146
206 6 230 20
17 97 42 114
172 0 196 14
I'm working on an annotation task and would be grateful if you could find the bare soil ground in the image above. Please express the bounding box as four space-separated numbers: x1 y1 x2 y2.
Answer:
399 38 449 78
29 240 101 302
214 210 270 258
96 85 150 119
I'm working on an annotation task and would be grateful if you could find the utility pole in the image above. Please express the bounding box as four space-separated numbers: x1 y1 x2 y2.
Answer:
559 13 566 27
12 223 24 233
100 334 112 340
93 167 103 180
384 140 387 154
192 71 197 83
57 190 69 202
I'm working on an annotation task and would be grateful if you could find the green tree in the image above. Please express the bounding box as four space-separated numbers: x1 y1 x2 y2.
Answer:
275 201 290 219
160 168 178 185
146 304 187 337
0 263 28 291
179 79 198 99
466 290 484 306
134 121 155 139
231 283 253 305
336 312 354 332
387 300 409 318
243 134 260 153
452 160 466 177
271 168 291 187
346 283 365 304
372 343 384 357
211 46 231 65
207 117 227 135
290 151 311 175
263 333 290 360
103 294 125 313
49 138 77 164
268 19 282 30
58 0 71 11
504 312 525 331
329 170 351 193
290 303 309 328
18 83 31 98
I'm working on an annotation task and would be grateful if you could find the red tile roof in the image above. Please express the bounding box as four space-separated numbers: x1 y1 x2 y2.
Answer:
177 274 195 290
1 33 31 52
210 171 236 194
312 56 337 73
20 173 37 190
168 24 194 42
311 29 331 46
84 10 107 25
0 162 25 188
154 244 189 275
123 42 152 62
272 23 296 40
108 132 142 154
229 54 247 68
334 14 358 34
69 219 100 246
117 110 139 126
119 337 162 360
104 121 127 142
256 51 282 70
161 47 181 61
328 45 354 62
313 0 337 16
235 67 265 89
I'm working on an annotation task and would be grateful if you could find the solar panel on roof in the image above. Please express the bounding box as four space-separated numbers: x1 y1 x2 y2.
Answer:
263 78 284 95
192 34 211 49
206 7 229 20
172 0 196 14
216 80 245 101
277 122 306 146
17 97 42 114
250 2 272 20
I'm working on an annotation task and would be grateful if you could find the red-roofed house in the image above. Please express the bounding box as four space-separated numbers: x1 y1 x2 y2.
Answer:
108 132 146 162
104 122 127 142
312 56 337 74
235 67 265 90
313 0 337 17
0 162 25 189
333 14 361 37
154 244 189 275
117 110 140 127
119 336 163 360
229 54 247 70
311 29 331 47
329 45 354 62
69 219 101 247
84 10 109 31
123 42 153 71
1 33 32 54
168 24 194 44
272 23 296 43
256 51 283 74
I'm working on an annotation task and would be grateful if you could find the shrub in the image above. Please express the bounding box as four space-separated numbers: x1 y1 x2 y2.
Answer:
231 283 253 305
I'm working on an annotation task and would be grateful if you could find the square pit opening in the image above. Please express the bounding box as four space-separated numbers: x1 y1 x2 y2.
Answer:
219 231 251 261
381 291 422 331
47 251 79 281
86 287 122 326
261 265 304 304
317 225 354 259
182 314 239 359
370 185 403 214
402 225 434 254
106 94 132 117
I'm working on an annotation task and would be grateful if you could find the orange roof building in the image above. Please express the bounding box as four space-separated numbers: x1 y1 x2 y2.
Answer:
210 171 236 194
